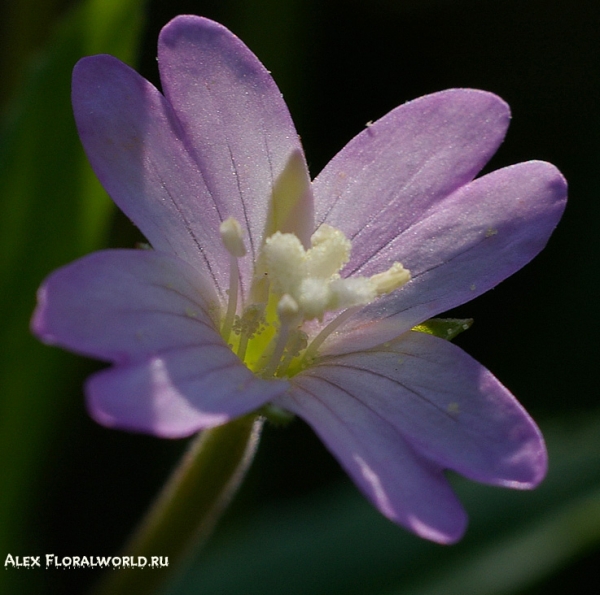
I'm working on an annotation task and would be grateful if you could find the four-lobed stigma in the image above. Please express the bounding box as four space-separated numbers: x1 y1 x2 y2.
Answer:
219 217 410 378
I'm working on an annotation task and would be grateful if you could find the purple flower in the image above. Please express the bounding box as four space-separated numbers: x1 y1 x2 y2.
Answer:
32 15 567 543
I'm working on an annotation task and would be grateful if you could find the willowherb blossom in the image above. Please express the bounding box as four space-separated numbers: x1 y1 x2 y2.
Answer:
32 15 567 543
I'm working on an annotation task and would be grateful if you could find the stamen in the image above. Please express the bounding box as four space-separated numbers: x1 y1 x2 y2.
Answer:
261 295 299 377
237 326 249 361
301 305 363 364
278 329 308 375
220 217 247 341
221 255 239 341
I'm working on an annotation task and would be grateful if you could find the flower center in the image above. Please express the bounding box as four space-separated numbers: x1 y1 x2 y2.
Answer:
219 217 410 378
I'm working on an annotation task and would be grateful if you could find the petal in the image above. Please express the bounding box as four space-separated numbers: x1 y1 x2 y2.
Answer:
32 249 221 363
314 89 510 248
32 249 288 436
322 160 567 353
276 376 467 544
86 346 287 437
158 15 314 259
72 55 230 301
298 331 547 489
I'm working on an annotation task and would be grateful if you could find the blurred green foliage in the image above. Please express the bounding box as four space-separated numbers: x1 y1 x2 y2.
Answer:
0 0 144 592
1 0 598 594
162 414 600 595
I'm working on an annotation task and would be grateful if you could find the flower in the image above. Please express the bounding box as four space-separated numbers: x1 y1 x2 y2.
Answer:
32 15 567 544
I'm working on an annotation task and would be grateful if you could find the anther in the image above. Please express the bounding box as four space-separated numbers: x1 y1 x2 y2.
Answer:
370 262 411 295
234 305 265 362
220 217 247 257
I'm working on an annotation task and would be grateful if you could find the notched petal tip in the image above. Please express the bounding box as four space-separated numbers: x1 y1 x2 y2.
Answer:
353 452 468 544
278 382 471 544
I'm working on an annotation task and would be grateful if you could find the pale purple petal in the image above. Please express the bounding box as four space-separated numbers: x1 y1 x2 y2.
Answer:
314 89 510 243
320 160 567 354
32 249 288 436
295 331 547 488
158 15 314 264
87 346 287 437
32 250 221 363
72 56 231 301
276 377 467 544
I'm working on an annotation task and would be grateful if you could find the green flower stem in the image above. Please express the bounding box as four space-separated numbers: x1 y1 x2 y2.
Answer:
90 414 264 595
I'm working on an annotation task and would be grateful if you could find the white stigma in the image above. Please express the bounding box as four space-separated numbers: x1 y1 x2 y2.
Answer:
262 224 410 321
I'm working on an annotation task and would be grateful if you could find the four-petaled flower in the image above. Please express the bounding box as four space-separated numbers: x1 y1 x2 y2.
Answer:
32 15 567 543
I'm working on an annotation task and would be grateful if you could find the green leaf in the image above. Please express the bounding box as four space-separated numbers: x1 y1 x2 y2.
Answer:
412 317 474 341
0 0 144 592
